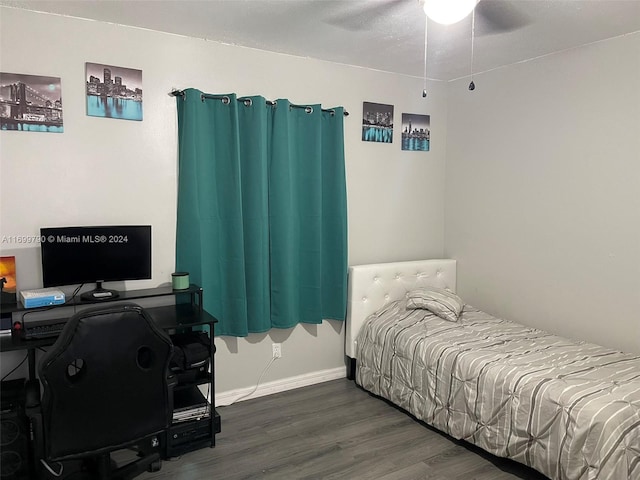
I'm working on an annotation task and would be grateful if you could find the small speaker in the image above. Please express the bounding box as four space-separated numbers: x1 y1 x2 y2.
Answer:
1 379 29 480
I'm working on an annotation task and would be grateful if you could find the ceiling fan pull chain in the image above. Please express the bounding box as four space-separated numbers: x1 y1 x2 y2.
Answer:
422 16 428 98
469 8 476 91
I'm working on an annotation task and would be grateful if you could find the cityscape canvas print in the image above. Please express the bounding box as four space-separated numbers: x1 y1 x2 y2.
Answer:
362 101 393 143
0 72 63 133
86 62 143 121
401 113 430 151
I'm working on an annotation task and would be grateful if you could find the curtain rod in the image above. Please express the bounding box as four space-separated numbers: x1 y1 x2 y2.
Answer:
170 89 349 116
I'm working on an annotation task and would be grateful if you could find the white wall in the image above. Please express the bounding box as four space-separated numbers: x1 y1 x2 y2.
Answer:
445 32 640 354
0 8 447 392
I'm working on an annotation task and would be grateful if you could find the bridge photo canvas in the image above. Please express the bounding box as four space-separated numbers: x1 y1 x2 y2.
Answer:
86 62 143 121
0 72 63 133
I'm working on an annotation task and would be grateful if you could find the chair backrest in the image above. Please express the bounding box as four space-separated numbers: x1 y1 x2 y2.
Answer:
38 303 173 461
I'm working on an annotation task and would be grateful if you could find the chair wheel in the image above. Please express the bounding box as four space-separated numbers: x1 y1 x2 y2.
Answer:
148 459 162 472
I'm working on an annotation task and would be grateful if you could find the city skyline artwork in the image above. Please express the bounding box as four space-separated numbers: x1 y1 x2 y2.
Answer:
86 62 143 121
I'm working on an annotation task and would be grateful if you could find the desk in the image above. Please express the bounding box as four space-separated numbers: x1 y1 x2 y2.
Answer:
1 285 209 371
0 285 219 460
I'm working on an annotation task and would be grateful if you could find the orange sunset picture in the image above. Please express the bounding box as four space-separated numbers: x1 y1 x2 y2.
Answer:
0 255 17 304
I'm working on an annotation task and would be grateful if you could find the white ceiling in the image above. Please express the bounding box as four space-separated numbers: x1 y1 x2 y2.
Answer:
2 0 640 81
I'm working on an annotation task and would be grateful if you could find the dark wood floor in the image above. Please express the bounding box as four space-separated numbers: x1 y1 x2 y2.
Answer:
140 378 549 480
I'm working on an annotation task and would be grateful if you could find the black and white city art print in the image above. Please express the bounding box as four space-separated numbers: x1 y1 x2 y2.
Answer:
86 62 143 121
401 113 430 152
0 72 63 133
362 101 394 143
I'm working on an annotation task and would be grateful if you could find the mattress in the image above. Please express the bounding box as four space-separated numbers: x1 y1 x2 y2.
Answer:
356 300 640 480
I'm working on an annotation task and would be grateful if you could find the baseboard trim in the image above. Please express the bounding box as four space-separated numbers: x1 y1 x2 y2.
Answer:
214 366 347 406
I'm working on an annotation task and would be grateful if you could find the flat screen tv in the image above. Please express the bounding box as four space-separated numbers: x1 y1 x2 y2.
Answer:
40 225 151 301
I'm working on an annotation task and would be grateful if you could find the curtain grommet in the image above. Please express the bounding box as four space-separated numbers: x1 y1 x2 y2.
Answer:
243 98 252 107
222 96 230 105
305 106 313 114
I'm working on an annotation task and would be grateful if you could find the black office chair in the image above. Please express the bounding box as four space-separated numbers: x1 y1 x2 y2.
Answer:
27 303 175 479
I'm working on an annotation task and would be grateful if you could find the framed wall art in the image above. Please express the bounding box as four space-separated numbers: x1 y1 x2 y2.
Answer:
362 101 393 143
86 62 143 121
0 256 17 305
0 72 63 133
401 113 430 151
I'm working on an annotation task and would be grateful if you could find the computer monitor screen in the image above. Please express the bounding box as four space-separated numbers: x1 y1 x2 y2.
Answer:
40 225 151 299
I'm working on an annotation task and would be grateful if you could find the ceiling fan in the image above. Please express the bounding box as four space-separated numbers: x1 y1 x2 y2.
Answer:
325 0 531 36
325 0 531 96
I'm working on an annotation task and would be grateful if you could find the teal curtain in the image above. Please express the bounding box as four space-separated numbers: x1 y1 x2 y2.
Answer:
175 89 347 336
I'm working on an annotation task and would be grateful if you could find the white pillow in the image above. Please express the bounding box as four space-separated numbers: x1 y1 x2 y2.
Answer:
406 287 464 322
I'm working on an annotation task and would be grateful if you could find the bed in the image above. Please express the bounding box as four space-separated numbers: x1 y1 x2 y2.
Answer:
345 259 640 480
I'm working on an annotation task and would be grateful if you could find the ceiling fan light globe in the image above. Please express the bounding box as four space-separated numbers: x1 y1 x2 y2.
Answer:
422 0 479 25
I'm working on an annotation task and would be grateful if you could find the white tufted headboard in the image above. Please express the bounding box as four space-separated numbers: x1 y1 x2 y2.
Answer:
345 259 457 359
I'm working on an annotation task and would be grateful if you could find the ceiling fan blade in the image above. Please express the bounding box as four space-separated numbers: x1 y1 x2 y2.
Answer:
323 0 407 31
475 0 532 35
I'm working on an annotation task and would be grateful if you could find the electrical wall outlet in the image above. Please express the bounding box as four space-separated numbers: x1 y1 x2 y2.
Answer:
272 343 282 359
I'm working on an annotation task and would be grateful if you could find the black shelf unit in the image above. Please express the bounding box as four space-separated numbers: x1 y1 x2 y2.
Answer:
0 284 219 461
157 296 220 458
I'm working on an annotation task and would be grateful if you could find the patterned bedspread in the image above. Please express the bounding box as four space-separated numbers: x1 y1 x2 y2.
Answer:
356 300 640 480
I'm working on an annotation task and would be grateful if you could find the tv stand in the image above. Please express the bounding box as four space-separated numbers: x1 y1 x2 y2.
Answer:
80 281 119 301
